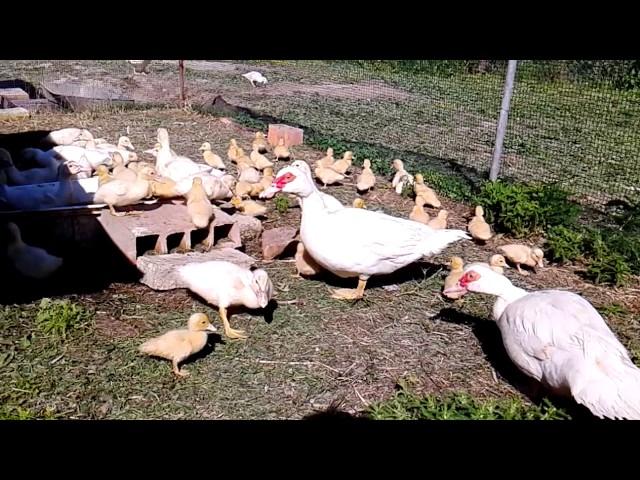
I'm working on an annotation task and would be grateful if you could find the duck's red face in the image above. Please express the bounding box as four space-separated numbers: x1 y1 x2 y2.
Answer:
459 270 481 288
273 172 296 190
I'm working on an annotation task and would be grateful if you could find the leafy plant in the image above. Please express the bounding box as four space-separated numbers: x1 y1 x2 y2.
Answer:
274 195 290 214
35 298 91 341
545 225 585 264
476 181 581 237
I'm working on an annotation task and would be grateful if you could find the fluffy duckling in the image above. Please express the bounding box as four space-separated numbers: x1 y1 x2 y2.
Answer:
413 174 441 208
47 127 94 146
230 196 268 217
95 165 114 187
234 148 256 169
317 147 335 168
356 159 376 192
498 244 545 276
250 146 274 170
127 161 154 173
468 205 493 242
199 142 226 170
111 152 137 182
234 180 253 199
352 198 367 209
391 159 414 195
94 166 158 216
227 139 240 162
185 177 214 229
149 176 179 199
273 138 291 161
443 256 465 300
237 161 261 184
409 196 430 224
294 241 322 278
489 254 509 274
5 222 63 279
94 136 135 152
252 132 269 154
138 313 217 377
331 151 353 175
427 210 448 230
177 261 274 340
258 167 275 190
314 165 345 187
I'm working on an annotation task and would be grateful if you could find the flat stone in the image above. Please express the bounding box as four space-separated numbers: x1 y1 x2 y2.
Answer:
261 226 297 260
0 107 29 119
267 124 304 147
137 248 257 290
230 213 263 235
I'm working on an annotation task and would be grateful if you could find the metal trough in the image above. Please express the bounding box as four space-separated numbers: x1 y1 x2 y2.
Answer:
40 79 134 111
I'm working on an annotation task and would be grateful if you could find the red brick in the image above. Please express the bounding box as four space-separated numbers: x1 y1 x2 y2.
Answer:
267 124 304 147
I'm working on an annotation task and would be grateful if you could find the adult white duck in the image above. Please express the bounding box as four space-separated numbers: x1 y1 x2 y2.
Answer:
443 264 640 420
155 128 214 181
262 164 469 300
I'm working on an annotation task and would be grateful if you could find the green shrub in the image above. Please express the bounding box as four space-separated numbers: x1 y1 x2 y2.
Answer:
419 170 474 203
476 181 581 237
545 226 585 264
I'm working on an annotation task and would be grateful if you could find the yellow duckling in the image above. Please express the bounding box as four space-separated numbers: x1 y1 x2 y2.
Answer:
273 138 291 160
317 147 335 168
227 139 240 162
250 146 274 170
294 241 322 278
199 142 226 170
127 161 154 173
94 166 158 216
413 174 441 208
427 210 448 230
331 151 353 175
409 196 430 224
95 165 114 187
442 256 465 300
391 159 414 195
138 313 217 377
497 244 545 276
356 159 376 192
230 196 268 217
185 177 214 229
149 175 179 199
314 165 345 187
258 167 275 190
237 160 261 183
235 147 256 169
252 132 269 154
111 152 137 182
5 222 63 279
234 180 253 199
352 198 367 209
468 205 493 242
489 254 509 274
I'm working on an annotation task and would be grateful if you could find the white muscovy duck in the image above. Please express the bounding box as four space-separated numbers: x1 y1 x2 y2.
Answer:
155 128 214 182
261 164 470 300
53 145 136 170
443 264 640 420
46 128 94 146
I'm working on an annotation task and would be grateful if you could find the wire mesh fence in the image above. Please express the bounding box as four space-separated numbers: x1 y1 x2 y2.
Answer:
1 59 639 210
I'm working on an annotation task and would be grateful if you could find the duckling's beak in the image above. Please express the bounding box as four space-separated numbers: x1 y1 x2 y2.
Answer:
257 292 270 309
206 324 217 332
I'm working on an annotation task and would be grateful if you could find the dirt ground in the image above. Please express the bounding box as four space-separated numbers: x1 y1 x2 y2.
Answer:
0 108 639 419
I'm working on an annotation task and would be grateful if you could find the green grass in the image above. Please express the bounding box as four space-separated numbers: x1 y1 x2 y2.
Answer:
35 299 92 341
367 386 571 420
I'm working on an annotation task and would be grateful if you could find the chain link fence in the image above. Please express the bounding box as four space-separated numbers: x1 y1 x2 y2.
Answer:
2 60 639 210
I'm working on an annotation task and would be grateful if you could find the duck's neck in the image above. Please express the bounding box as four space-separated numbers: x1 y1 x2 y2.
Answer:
492 284 528 320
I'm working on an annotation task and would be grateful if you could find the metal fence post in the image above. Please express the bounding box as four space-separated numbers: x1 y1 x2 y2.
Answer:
489 60 518 181
179 60 186 108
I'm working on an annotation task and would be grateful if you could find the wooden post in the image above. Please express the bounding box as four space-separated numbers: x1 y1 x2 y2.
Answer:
178 60 186 108
489 60 518 181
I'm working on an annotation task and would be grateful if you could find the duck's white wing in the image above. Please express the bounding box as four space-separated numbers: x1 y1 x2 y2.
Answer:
501 290 640 419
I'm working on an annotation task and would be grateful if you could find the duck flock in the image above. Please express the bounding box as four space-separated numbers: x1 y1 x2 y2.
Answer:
2 125 639 420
